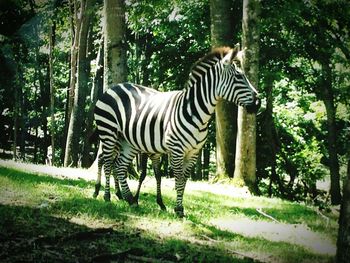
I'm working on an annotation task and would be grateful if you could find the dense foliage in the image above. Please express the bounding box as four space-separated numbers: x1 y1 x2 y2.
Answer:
0 0 349 205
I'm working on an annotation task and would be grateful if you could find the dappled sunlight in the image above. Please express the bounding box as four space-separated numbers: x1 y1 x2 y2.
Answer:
210 217 336 256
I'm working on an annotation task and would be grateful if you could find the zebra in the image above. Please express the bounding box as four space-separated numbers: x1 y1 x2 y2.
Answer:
94 46 260 217
93 151 166 210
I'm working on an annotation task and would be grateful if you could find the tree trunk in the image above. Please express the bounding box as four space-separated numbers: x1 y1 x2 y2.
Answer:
210 0 238 179
13 80 19 160
321 62 341 205
103 0 127 90
89 0 127 169
260 74 279 196
203 143 210 180
82 41 104 167
64 0 94 167
67 0 81 120
234 0 260 193
336 158 350 262
191 149 203 181
49 23 56 165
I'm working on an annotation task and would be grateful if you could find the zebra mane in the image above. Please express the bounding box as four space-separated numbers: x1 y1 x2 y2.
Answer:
190 46 236 72
186 47 236 88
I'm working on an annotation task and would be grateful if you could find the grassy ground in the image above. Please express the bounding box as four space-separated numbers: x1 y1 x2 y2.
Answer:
0 160 338 263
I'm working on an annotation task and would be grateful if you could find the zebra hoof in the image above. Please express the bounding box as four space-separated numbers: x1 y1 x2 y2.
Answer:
131 196 139 206
130 201 139 208
125 194 134 205
174 206 184 218
93 184 101 198
157 200 166 211
104 193 111 202
116 192 123 200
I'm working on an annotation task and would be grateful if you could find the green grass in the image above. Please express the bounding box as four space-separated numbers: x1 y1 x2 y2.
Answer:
0 164 338 263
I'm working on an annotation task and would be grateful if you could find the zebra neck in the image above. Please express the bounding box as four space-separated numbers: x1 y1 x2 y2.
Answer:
183 78 217 128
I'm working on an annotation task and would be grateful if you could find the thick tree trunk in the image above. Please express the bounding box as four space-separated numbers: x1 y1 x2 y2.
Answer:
210 0 237 179
103 0 127 89
336 158 350 262
234 0 260 193
64 0 94 167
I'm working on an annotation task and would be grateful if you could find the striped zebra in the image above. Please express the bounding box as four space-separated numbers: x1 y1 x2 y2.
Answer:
93 152 166 210
94 46 260 217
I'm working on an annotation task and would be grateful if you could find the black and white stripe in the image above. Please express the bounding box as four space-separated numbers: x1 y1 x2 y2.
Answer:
94 46 260 217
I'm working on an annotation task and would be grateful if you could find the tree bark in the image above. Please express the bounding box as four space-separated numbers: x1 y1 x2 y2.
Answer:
64 0 94 167
103 0 127 90
336 158 350 262
234 0 260 193
210 0 238 179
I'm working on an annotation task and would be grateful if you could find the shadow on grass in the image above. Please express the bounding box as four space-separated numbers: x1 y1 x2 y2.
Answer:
0 203 253 263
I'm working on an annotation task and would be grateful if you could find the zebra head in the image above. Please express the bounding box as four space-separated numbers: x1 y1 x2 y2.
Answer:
218 47 260 113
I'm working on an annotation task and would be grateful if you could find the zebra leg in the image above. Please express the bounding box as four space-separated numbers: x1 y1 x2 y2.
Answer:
150 154 166 211
133 153 148 206
93 153 104 198
115 146 137 205
171 155 186 217
184 153 200 179
102 145 116 202
111 161 123 200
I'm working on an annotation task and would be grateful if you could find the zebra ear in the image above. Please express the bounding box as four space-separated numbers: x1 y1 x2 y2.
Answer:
235 47 246 64
221 49 235 65
221 45 240 65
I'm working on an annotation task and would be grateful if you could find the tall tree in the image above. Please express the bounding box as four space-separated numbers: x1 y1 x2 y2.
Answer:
210 0 238 179
234 0 260 192
64 0 95 167
103 0 127 89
